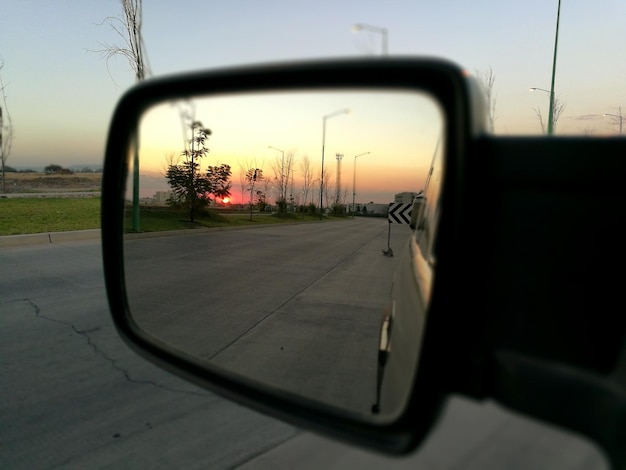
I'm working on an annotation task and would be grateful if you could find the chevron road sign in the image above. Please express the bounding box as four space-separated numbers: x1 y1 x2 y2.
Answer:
387 202 412 224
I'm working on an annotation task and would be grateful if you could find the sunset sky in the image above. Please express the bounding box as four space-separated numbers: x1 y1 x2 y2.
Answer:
2 0 625 203
137 89 443 204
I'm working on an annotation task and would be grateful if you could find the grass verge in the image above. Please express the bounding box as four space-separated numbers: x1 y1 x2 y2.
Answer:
0 198 343 236
0 197 101 236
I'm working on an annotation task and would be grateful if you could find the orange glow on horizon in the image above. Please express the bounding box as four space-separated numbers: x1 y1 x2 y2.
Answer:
137 89 444 205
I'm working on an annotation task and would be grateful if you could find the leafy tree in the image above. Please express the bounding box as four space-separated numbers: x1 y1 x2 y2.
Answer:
331 202 347 216
276 198 288 214
205 164 232 201
245 167 263 220
165 121 232 222
45 164 64 174
255 190 267 212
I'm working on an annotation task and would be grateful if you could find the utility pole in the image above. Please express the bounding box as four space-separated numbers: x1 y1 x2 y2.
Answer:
320 108 350 219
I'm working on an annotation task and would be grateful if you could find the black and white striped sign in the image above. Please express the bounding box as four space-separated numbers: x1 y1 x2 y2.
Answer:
387 202 412 224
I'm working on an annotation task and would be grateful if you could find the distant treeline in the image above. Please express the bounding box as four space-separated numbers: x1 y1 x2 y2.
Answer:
3 165 103 174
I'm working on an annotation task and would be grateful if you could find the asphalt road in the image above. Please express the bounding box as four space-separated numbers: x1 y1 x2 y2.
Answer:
123 217 408 414
0 221 609 469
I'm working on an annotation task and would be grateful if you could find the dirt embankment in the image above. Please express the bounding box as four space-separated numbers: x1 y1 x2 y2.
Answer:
1 172 102 195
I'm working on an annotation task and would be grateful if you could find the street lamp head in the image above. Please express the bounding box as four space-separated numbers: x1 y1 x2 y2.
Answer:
352 23 388 55
324 108 351 120
352 23 386 34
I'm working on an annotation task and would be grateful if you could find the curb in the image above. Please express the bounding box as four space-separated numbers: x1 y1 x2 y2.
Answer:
0 217 341 248
0 229 101 248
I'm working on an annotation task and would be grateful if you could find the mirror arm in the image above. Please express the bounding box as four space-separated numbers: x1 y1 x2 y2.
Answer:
491 350 626 470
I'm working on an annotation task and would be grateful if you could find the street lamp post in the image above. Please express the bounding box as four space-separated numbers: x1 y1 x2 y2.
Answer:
603 108 624 135
352 152 371 218
351 23 388 56
547 0 562 136
268 145 285 201
320 109 350 220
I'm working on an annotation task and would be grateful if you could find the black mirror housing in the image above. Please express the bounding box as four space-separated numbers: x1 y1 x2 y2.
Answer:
102 56 484 454
101 57 626 468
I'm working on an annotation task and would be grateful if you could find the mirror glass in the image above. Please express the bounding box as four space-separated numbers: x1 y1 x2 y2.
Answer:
122 89 444 420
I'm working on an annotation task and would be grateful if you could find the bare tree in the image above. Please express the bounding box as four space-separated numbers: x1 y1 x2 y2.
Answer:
96 0 150 83
96 0 150 231
342 189 350 205
322 168 334 209
553 98 567 131
238 158 263 211
476 67 497 132
0 60 14 193
161 152 179 179
270 151 296 211
534 96 566 134
299 155 314 206
262 176 273 209
238 163 248 211
604 106 624 134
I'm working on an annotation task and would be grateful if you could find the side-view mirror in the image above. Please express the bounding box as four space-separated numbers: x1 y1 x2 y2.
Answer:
102 57 626 468
102 56 480 452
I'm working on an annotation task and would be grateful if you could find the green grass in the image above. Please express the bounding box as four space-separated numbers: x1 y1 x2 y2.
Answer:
0 197 339 236
0 197 101 236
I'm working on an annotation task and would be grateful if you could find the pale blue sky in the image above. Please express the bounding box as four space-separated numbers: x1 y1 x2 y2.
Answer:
1 0 625 170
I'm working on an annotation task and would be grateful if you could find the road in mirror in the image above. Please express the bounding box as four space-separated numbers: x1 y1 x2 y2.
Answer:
122 89 444 421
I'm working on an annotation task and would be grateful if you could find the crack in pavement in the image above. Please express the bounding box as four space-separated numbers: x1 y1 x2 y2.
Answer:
22 298 211 397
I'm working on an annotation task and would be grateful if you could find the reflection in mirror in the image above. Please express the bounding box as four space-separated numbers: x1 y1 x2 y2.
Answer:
123 89 444 420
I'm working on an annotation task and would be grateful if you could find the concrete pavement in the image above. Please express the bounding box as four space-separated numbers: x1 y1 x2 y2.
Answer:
0 225 610 469
0 229 101 247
